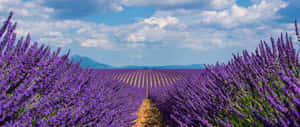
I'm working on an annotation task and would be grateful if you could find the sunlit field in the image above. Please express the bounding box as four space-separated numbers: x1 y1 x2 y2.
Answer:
0 11 299 127
108 69 185 88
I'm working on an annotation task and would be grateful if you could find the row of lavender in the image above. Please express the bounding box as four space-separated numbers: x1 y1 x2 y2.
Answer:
150 22 300 126
100 69 187 88
0 12 145 126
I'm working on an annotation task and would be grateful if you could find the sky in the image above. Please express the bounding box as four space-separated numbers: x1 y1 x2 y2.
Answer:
0 0 299 67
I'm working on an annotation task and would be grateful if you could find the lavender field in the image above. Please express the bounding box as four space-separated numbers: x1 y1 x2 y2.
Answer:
0 11 300 127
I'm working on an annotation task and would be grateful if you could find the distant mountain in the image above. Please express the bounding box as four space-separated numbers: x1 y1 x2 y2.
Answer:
70 55 204 69
69 55 113 69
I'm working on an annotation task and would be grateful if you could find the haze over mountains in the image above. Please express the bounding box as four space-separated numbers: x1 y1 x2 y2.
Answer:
70 55 204 69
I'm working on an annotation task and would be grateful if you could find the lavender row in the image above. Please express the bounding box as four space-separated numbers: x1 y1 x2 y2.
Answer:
102 69 187 88
0 11 143 126
150 21 300 126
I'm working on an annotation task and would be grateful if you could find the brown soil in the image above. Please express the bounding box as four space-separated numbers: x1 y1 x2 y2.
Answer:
132 98 168 127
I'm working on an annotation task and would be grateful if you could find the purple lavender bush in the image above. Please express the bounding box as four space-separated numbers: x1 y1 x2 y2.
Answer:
0 11 144 126
150 21 300 126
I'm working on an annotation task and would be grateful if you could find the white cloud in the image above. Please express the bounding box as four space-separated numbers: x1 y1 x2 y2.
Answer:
137 0 291 52
256 25 268 30
39 37 72 47
211 39 223 47
0 0 294 53
110 3 123 12
81 39 113 49
38 31 69 46
76 28 86 34
198 0 288 28
211 0 236 9
46 31 63 37
182 43 210 51
0 0 115 49
148 0 288 29
33 0 124 20
0 0 55 19
177 29 245 50
122 0 236 10
125 26 167 42
143 16 178 28
127 32 146 42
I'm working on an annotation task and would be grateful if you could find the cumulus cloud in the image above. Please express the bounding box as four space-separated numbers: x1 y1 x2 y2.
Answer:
79 0 291 51
143 16 178 28
122 0 236 10
0 0 294 53
178 28 245 50
151 0 288 29
199 0 288 28
0 0 54 20
34 0 124 19
39 31 72 47
0 0 115 48
45 31 63 37
39 37 72 47
81 39 113 50
131 0 291 50
13 19 80 47
125 26 167 42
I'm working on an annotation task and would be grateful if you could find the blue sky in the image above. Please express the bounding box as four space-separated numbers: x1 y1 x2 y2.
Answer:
0 0 299 67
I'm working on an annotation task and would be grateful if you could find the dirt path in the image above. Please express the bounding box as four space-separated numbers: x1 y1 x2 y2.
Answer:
132 85 168 127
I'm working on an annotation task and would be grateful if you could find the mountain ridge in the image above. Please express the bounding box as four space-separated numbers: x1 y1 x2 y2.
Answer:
69 55 204 69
